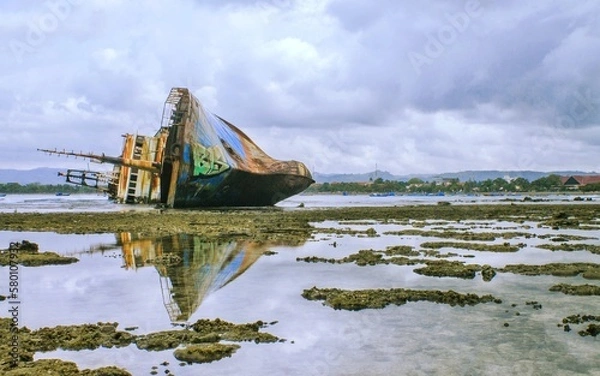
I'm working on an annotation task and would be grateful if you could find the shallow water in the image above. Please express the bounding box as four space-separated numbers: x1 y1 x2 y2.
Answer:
0 194 123 213
1 214 600 375
1 192 596 213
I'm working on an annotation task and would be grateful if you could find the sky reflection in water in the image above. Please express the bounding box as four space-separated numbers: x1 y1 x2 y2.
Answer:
1 216 600 375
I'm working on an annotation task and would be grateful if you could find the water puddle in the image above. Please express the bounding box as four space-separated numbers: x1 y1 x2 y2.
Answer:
1 216 599 375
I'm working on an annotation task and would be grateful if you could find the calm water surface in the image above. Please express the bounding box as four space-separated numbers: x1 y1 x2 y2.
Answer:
0 196 599 375
1 192 597 212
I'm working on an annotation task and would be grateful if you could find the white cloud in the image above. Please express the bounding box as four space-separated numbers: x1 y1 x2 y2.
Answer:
0 0 599 174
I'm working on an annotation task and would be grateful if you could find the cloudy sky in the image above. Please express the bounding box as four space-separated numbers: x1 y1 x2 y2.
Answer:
1 0 599 176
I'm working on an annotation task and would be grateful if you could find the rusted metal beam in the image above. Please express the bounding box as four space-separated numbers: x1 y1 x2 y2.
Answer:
37 148 161 173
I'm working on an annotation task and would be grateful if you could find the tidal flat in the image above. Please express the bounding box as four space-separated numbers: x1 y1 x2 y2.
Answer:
1 203 600 375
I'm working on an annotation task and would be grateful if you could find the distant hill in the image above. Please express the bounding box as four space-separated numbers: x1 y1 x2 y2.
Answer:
434 170 594 182
1 167 596 185
0 168 66 185
313 170 595 184
313 170 401 183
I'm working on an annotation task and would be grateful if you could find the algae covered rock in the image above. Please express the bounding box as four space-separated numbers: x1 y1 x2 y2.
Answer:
302 286 501 311
420 241 520 253
413 260 480 279
0 317 282 373
501 263 600 278
561 314 600 325
481 265 496 282
0 240 79 267
582 270 600 280
29 322 135 352
80 366 133 376
135 330 220 351
173 343 240 363
191 318 279 343
342 250 386 266
383 245 421 257
3 359 81 376
579 324 600 337
1 359 132 376
549 284 600 296
12 240 39 253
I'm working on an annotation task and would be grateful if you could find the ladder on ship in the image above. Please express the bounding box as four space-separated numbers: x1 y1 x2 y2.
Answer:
158 274 182 322
125 135 145 203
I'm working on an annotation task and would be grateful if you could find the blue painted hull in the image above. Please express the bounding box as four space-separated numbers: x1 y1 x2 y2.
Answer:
161 88 314 207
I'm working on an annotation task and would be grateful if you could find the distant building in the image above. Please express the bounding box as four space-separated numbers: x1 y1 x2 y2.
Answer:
429 178 457 186
561 175 600 188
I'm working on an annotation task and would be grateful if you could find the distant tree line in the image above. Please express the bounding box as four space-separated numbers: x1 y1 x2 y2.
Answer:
4 175 597 195
0 182 96 194
305 174 589 194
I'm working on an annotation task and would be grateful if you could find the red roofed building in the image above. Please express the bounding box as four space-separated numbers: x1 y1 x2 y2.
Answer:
561 175 600 187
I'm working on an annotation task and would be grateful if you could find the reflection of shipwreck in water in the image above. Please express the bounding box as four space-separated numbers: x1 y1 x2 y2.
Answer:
118 233 265 322
39 87 314 207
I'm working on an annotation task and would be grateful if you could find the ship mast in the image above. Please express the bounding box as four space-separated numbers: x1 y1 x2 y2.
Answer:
37 148 161 173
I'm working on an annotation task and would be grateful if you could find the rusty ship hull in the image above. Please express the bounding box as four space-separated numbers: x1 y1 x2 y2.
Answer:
40 88 314 207
169 169 314 207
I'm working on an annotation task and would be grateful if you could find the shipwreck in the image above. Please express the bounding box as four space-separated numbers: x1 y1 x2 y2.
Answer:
40 88 314 207
118 233 266 322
